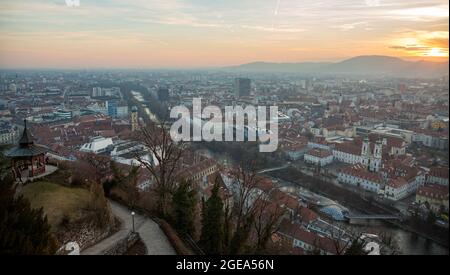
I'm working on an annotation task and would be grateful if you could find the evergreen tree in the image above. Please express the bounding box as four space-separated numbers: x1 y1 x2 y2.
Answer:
344 237 368 255
103 161 123 196
172 180 197 236
222 203 232 253
0 168 57 254
199 180 224 254
88 181 112 228
228 215 254 255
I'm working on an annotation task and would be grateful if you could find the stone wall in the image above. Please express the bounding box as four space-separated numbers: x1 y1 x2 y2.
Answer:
102 232 141 255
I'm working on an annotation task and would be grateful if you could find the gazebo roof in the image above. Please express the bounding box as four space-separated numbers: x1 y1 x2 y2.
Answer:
19 120 34 146
4 120 49 158
5 145 49 158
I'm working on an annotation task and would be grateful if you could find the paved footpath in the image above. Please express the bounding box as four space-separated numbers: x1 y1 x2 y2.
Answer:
82 200 176 255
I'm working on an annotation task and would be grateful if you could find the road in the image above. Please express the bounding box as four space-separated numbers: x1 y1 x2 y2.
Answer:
81 200 176 255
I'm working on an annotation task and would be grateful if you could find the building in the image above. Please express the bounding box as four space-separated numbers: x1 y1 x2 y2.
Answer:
278 219 341 255
337 164 384 194
412 128 448 150
307 136 331 150
9 83 17 93
416 184 449 213
333 137 389 172
384 178 410 201
79 136 114 154
106 100 118 118
179 159 219 183
283 143 308 161
333 141 362 165
0 121 16 145
304 148 333 167
234 78 251 98
427 167 449 186
54 109 73 120
116 105 129 119
361 138 383 172
382 164 425 201
131 106 138 132
92 87 104 97
157 87 169 101
5 120 49 180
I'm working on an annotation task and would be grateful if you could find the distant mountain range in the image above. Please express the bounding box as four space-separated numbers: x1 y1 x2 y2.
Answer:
224 55 449 78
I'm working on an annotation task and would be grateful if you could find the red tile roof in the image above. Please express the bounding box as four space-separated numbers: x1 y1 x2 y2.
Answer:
305 148 332 158
279 219 339 255
340 165 383 184
386 178 408 189
417 184 449 200
429 166 449 179
334 141 361 155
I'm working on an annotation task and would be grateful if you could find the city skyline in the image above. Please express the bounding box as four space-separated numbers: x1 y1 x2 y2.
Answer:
0 0 448 69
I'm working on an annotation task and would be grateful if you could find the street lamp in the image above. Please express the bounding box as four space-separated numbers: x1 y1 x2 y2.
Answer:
131 211 135 233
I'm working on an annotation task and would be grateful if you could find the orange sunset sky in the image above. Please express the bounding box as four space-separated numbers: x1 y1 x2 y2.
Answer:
0 0 448 69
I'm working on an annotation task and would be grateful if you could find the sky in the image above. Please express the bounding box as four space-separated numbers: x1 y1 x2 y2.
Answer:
0 0 448 69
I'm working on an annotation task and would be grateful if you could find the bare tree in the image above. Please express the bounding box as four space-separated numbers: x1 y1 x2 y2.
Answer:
122 166 141 209
252 196 285 254
72 153 111 186
225 161 272 254
134 120 185 217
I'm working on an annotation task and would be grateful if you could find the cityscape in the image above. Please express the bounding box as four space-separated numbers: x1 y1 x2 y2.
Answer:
0 0 448 258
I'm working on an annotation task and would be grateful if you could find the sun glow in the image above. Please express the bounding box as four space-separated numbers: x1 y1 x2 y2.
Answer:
425 48 448 57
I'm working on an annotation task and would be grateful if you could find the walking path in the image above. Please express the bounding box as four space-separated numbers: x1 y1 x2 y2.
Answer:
82 200 176 255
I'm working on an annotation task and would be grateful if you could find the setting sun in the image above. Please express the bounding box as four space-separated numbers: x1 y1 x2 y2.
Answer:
426 48 448 57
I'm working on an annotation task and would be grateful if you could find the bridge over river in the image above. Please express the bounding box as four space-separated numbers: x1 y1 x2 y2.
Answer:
344 213 402 225
257 164 290 174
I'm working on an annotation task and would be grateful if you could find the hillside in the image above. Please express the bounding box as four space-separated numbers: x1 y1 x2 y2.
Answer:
22 181 93 229
225 55 449 78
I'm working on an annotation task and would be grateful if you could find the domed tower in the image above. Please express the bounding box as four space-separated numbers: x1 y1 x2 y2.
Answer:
131 106 138 132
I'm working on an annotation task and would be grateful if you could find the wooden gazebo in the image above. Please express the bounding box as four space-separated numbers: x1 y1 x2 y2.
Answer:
5 120 49 181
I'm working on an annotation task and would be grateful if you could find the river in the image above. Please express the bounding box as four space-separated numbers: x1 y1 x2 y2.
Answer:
279 180 449 255
130 90 159 123
191 138 449 255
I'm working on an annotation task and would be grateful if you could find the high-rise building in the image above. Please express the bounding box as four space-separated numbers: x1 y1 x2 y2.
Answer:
116 105 129 119
234 78 251 98
106 100 118 118
9 83 17 94
157 87 169 101
131 106 138 131
92 87 103 97
107 100 129 119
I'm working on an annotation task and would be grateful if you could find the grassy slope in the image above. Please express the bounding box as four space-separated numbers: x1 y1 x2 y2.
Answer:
22 181 92 230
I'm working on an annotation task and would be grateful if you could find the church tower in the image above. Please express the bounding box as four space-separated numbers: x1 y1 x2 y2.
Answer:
361 137 370 167
370 140 383 172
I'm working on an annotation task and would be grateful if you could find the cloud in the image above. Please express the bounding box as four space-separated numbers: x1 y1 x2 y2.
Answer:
332 22 368 31
388 4 449 21
424 37 449 48
389 45 431 51
365 0 381 7
241 25 306 33
274 0 281 15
